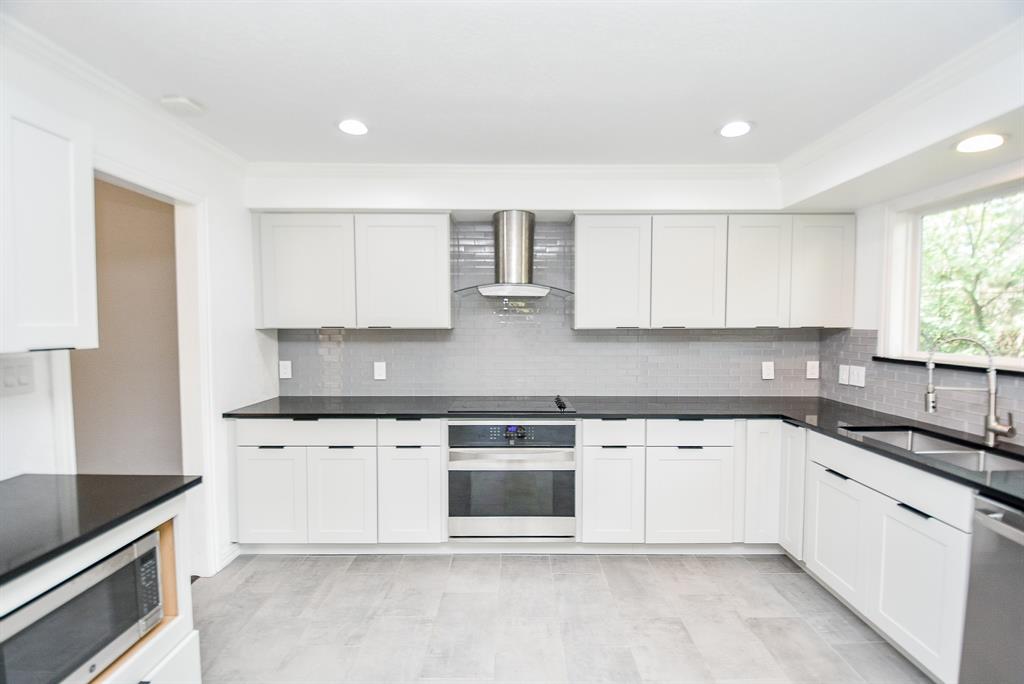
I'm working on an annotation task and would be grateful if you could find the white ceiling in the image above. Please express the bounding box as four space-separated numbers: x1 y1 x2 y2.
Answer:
4 0 1023 164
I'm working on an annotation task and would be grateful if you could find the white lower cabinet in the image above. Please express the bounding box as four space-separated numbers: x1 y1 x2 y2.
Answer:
581 446 645 543
141 630 202 684
804 461 873 607
646 446 734 543
863 488 970 684
307 446 378 543
236 447 308 543
778 422 806 559
744 420 782 543
378 446 443 543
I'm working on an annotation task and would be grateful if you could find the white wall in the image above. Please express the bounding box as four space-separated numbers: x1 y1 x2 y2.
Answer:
0 19 278 575
0 353 74 479
852 205 885 330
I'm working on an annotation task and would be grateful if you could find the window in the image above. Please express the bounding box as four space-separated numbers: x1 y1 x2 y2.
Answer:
914 189 1023 365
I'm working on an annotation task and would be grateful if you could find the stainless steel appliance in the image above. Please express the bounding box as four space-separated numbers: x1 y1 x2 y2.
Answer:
448 421 576 538
958 495 1024 684
475 210 558 298
0 531 163 684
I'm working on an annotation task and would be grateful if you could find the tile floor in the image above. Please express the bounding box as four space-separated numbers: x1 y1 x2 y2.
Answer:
193 554 931 684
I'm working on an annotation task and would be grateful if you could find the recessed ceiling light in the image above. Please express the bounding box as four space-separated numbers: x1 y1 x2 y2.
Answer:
338 119 368 136
719 121 752 138
956 133 1004 153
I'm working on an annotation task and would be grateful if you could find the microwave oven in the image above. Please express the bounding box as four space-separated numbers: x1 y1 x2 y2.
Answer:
0 530 163 684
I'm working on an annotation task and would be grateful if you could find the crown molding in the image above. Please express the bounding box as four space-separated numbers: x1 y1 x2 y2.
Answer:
0 14 247 169
246 161 780 182
779 18 1024 176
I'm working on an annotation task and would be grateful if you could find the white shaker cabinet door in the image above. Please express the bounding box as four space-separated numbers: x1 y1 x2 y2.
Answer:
378 446 443 543
236 446 308 543
778 422 807 559
1 88 97 352
646 446 734 543
804 461 873 607
580 446 646 543
790 215 856 327
259 213 356 328
864 490 970 684
650 215 727 328
574 215 652 329
744 420 783 543
725 215 793 327
307 446 378 543
355 214 451 328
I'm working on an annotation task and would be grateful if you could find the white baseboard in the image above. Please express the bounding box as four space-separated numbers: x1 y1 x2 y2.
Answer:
235 541 783 556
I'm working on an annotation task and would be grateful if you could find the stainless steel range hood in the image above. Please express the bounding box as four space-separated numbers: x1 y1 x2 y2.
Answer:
477 210 551 297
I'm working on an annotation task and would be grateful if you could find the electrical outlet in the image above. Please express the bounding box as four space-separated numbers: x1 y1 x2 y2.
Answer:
373 361 387 380
806 361 820 379
838 365 850 385
761 361 775 380
0 356 34 396
850 365 866 387
278 360 292 379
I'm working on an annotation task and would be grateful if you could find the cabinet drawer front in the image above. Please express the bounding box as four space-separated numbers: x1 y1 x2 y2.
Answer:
236 419 377 446
582 419 645 446
807 432 973 532
646 419 734 446
378 418 442 446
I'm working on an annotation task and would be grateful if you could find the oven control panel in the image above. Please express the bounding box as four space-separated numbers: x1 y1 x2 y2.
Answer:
449 423 575 448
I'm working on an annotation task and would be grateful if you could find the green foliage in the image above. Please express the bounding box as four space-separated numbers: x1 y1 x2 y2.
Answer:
919 190 1024 358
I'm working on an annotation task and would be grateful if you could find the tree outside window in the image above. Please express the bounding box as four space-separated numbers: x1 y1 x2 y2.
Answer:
918 190 1024 360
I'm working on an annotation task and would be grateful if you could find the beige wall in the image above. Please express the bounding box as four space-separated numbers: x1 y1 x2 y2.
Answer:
71 180 182 474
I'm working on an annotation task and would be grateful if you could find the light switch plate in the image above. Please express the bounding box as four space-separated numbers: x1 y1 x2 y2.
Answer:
374 361 387 380
806 361 820 379
850 365 866 387
761 361 775 380
278 360 292 379
838 365 850 385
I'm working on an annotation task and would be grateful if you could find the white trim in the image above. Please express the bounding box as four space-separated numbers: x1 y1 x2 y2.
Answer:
237 542 783 556
48 350 77 474
878 176 1024 370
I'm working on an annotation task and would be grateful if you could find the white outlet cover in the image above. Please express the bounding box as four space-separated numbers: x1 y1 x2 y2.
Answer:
806 360 820 379
850 365 866 387
374 361 387 380
761 361 775 380
278 360 292 379
838 365 850 385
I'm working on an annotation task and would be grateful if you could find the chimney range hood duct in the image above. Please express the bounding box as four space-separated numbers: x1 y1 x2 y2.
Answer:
477 210 551 297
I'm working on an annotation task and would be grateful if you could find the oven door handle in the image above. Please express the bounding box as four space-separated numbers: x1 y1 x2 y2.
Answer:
448 448 576 471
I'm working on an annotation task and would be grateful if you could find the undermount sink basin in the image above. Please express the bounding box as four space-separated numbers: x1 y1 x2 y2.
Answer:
842 427 1024 472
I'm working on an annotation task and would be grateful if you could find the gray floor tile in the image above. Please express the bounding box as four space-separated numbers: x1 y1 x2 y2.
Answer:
834 642 932 683
495 617 569 682
678 597 788 682
647 555 727 596
446 553 501 593
551 554 602 574
624 617 714 683
764 572 848 616
420 592 499 679
746 617 864 683
343 615 433 683
744 554 802 574
346 553 403 574
719 574 802 619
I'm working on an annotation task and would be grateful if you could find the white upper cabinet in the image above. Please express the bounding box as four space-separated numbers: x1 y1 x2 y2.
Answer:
1 89 97 352
355 214 451 328
259 213 356 329
575 215 652 329
650 215 727 328
790 215 856 327
725 215 793 328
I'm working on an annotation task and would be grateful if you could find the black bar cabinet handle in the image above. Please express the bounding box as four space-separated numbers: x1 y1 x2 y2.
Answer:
824 468 849 481
898 502 932 520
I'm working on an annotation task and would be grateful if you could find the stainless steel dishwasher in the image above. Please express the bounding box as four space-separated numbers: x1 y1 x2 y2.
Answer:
959 495 1024 684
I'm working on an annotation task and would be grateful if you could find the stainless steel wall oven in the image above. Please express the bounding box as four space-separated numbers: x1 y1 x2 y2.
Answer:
448 421 576 538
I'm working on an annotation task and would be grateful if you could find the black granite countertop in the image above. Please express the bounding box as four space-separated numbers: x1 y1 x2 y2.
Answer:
0 474 201 585
225 395 1024 510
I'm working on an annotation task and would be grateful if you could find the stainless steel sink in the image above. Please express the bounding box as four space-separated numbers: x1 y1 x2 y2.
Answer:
842 428 1024 472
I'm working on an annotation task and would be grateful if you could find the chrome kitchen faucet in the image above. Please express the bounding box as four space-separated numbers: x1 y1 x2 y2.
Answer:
925 336 1016 448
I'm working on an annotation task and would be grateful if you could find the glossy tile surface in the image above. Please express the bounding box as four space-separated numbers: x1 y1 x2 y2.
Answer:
194 553 930 684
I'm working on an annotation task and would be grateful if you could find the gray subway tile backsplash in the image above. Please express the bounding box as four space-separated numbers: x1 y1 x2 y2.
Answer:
277 221 1023 446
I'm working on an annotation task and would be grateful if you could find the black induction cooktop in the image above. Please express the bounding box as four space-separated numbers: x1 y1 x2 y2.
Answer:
446 395 574 414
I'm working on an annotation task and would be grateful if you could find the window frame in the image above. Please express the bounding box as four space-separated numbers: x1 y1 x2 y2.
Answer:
887 181 1024 371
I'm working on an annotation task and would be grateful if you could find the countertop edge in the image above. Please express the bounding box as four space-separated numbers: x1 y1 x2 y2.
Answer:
0 476 202 586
